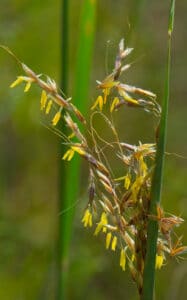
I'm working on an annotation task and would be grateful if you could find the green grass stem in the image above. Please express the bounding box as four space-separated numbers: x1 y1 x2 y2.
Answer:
73 0 97 114
57 1 69 299
59 0 97 298
141 1 175 299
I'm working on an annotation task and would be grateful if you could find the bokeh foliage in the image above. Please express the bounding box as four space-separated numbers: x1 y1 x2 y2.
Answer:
0 0 187 299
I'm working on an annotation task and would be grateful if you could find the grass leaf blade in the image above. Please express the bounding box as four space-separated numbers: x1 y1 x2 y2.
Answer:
59 0 97 298
141 1 175 299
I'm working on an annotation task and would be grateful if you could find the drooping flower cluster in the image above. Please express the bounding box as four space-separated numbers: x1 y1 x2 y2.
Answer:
10 39 186 293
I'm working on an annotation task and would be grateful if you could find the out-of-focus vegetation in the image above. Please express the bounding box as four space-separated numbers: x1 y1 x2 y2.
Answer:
0 1 187 299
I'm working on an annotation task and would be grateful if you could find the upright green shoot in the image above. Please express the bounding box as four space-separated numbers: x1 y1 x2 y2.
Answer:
56 0 69 299
141 1 176 299
59 0 97 298
73 0 97 115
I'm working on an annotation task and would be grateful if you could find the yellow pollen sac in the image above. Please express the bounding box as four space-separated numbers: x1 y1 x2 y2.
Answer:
106 232 112 249
94 223 102 236
81 209 93 227
94 212 108 236
111 236 117 251
110 97 119 112
119 89 139 106
131 254 135 262
24 81 32 92
10 76 24 88
68 132 75 139
101 212 108 233
71 146 86 156
91 95 104 111
45 100 53 114
88 213 93 227
40 90 48 110
98 95 104 111
131 176 143 201
139 155 147 177
120 249 126 271
62 149 75 161
124 174 131 190
52 109 62 126
103 88 110 104
155 254 164 269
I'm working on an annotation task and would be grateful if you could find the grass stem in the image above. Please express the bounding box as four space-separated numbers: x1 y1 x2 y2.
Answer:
141 1 175 299
57 0 97 299
56 0 69 299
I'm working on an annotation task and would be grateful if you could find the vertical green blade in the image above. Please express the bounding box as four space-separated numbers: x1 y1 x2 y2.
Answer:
56 1 69 299
58 0 97 299
141 1 175 300
73 0 97 114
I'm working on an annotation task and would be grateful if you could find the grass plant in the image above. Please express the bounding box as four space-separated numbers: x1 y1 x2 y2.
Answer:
2 1 186 299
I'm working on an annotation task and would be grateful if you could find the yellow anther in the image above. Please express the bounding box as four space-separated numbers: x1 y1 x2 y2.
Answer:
124 174 131 190
81 209 93 227
40 90 48 110
120 249 126 271
155 254 164 269
52 109 62 126
110 97 119 112
10 76 24 88
94 212 108 236
24 81 32 92
106 232 112 249
62 149 75 161
91 95 104 111
45 100 53 114
71 146 86 156
111 236 117 251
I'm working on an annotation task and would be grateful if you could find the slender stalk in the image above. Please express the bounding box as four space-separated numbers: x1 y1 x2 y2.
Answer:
73 0 97 115
141 1 175 299
56 0 69 299
58 0 97 299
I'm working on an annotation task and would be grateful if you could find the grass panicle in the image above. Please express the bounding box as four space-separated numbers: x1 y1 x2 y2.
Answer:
9 32 185 298
6 1 185 299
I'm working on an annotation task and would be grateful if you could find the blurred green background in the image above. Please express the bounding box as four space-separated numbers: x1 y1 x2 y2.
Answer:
0 0 187 299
